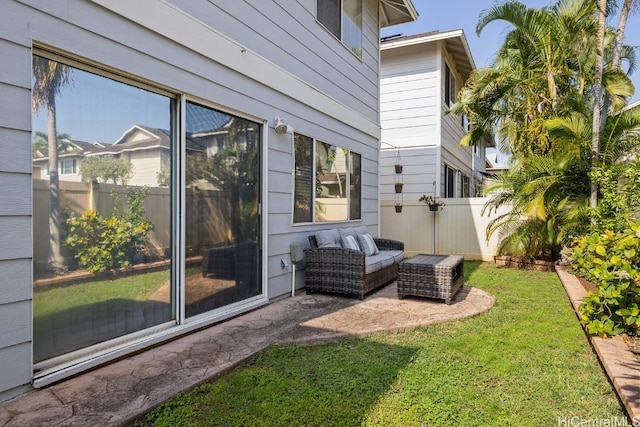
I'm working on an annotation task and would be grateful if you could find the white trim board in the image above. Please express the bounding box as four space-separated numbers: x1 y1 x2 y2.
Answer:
90 0 381 139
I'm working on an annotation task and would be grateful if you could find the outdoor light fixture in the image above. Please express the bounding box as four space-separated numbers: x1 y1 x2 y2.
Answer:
274 116 293 134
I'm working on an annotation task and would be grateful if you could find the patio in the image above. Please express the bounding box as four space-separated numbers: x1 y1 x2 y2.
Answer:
0 282 494 426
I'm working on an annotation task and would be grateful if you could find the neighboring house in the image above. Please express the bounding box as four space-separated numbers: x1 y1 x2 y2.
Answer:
0 0 416 401
485 152 509 177
32 139 104 181
379 30 494 201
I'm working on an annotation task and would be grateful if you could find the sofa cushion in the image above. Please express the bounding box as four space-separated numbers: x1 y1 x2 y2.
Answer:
357 233 379 256
366 253 395 269
339 227 357 238
379 250 404 264
354 225 369 236
341 234 360 251
364 258 382 275
316 229 341 248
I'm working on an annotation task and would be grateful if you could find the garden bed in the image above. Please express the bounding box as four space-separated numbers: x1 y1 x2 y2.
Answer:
493 255 555 272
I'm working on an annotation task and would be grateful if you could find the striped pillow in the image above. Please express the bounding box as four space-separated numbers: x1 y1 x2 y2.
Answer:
341 234 360 251
357 233 379 256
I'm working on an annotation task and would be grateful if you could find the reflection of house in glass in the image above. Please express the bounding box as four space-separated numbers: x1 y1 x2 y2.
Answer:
32 139 105 181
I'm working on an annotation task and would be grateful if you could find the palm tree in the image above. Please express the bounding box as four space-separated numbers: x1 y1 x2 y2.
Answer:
32 131 74 157
452 0 635 156
32 56 72 272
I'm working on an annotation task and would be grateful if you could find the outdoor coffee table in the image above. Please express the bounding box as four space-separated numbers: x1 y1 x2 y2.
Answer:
397 254 464 304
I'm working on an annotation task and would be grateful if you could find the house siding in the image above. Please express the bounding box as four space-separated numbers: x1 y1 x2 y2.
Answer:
0 0 386 399
167 0 381 123
0 18 33 400
380 33 480 202
380 43 439 147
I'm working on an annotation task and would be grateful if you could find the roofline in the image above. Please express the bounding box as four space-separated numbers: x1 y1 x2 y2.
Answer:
380 0 418 28
380 29 476 70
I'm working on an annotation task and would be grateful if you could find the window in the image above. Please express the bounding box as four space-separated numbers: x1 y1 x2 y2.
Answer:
59 159 77 175
445 63 456 107
461 114 469 132
293 133 361 223
32 54 174 364
317 0 363 58
31 52 263 369
444 164 456 198
461 174 470 197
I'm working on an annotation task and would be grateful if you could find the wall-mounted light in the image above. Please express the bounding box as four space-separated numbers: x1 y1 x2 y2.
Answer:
274 116 293 134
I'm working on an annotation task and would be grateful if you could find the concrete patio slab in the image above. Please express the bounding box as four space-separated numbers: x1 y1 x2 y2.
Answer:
0 282 494 427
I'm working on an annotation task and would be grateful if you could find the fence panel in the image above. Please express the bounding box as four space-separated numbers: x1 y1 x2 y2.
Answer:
381 198 508 261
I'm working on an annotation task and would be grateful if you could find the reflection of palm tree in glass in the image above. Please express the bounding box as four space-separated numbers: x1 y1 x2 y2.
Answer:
32 56 72 272
32 131 75 157
186 117 259 244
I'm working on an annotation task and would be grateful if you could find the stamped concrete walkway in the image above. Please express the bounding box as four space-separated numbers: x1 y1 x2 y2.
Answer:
0 283 494 427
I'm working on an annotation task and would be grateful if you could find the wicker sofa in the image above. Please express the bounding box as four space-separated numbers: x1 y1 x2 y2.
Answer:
305 226 404 300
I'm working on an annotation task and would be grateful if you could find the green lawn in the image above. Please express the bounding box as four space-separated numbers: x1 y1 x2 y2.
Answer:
138 262 627 427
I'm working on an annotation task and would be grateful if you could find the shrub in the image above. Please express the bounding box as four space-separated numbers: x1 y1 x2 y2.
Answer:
568 221 640 337
65 186 153 272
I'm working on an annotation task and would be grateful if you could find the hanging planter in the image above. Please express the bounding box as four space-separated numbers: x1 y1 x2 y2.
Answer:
394 150 403 174
395 204 403 213
419 195 445 211
394 182 404 193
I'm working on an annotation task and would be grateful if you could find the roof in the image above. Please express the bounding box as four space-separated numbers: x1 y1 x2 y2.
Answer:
381 29 476 83
380 0 418 27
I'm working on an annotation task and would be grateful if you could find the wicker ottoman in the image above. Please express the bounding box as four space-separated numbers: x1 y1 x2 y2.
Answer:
397 254 464 304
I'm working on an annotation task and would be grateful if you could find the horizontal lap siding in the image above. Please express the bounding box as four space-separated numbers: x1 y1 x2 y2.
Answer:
0 12 33 399
167 0 380 123
381 45 439 148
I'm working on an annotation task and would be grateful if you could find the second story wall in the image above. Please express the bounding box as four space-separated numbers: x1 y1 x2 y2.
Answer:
168 0 382 124
380 43 440 148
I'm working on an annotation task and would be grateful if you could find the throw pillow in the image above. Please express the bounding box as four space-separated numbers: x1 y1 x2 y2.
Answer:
338 227 357 238
357 233 379 256
316 229 341 248
341 234 360 251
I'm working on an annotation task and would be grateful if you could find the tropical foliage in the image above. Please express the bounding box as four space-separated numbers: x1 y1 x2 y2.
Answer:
80 155 134 185
453 0 639 259
65 187 153 272
568 221 640 337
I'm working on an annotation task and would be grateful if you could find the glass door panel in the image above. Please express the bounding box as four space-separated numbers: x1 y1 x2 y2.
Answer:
184 102 261 317
32 56 174 363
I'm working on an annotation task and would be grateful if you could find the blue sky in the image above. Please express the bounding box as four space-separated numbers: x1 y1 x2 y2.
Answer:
382 0 640 103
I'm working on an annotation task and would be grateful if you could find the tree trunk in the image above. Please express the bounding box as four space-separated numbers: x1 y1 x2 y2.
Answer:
591 0 607 209
600 0 634 131
47 90 64 272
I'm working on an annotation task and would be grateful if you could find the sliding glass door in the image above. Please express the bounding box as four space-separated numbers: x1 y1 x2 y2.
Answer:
184 102 261 317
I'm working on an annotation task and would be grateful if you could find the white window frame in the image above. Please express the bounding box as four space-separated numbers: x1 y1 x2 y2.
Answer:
292 132 362 224
444 63 456 108
59 158 77 175
316 0 363 58
444 164 456 198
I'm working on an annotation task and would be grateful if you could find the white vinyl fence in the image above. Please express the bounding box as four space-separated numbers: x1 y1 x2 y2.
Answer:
380 198 510 261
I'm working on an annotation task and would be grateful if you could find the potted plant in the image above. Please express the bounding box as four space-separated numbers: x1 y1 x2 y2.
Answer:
394 182 404 193
394 204 403 213
394 163 403 174
419 194 445 211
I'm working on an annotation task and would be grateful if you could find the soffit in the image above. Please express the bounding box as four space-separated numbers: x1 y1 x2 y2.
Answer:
380 0 418 27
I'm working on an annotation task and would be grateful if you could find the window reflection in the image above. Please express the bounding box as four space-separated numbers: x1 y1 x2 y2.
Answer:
32 56 173 363
184 102 261 317
293 134 361 223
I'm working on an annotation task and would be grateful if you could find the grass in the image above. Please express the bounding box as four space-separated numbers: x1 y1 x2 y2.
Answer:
137 262 627 427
